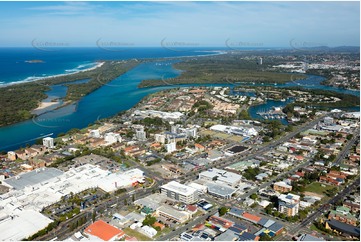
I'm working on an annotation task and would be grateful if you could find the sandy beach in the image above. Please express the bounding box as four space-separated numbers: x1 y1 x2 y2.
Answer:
33 101 60 111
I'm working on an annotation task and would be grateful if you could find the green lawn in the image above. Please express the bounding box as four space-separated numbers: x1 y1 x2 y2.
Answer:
123 227 152 241
304 182 334 195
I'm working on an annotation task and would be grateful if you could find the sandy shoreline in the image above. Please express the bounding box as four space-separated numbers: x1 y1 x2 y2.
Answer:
0 61 105 88
33 101 60 111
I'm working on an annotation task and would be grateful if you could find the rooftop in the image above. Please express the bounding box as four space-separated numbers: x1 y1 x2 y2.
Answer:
161 181 197 196
84 220 125 241
206 182 237 196
3 167 64 190
200 168 242 185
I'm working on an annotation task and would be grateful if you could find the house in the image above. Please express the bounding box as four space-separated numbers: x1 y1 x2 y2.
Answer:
152 222 165 231
186 204 198 215
214 230 239 241
343 201 360 213
228 207 244 219
238 231 260 241
84 220 125 241
139 226 157 238
328 210 358 226
195 143 206 152
209 215 234 229
241 212 262 224
319 176 342 186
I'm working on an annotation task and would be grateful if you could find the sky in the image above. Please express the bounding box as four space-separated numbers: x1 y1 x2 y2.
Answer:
0 1 359 48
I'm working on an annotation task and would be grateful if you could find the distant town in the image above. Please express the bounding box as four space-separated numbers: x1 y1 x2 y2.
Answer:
0 84 359 241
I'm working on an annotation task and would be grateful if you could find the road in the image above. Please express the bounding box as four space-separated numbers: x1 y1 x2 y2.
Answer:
180 113 327 184
40 113 328 240
333 128 360 166
280 177 360 240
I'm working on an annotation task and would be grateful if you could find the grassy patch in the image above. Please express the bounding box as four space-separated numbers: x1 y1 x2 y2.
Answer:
123 227 152 241
304 182 334 196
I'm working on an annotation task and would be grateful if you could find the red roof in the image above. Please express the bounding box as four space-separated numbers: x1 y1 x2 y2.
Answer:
186 204 198 212
85 220 125 241
295 172 305 177
242 212 261 223
153 222 165 230
192 224 205 231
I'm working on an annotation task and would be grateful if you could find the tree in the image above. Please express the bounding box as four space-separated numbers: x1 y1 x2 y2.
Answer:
142 215 157 226
250 194 258 200
346 134 353 140
92 211 96 222
259 234 272 241
219 207 229 216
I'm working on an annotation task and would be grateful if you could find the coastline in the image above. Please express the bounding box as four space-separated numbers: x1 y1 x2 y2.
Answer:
0 61 105 88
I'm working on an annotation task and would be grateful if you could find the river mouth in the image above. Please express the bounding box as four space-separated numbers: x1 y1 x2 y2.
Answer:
0 60 359 152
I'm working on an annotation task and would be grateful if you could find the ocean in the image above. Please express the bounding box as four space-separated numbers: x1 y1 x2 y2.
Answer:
0 47 224 85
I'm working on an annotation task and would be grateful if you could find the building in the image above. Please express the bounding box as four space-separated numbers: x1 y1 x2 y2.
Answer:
42 137 54 149
89 129 101 138
160 181 198 204
165 141 177 153
328 209 358 226
199 168 242 187
278 193 300 217
139 225 157 238
206 183 237 199
297 234 325 241
156 205 190 223
84 220 125 241
325 219 360 238
324 116 334 125
273 181 292 193
136 130 146 141
188 182 208 194
104 132 122 144
7 151 17 161
154 134 166 144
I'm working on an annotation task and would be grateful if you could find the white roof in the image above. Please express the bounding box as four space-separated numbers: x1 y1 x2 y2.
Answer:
161 181 197 196
0 210 53 241
200 168 242 185
188 182 208 191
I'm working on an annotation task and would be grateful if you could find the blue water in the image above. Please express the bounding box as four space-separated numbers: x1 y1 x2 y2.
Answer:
230 75 359 97
0 47 222 85
0 48 359 151
0 61 183 151
249 98 294 125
